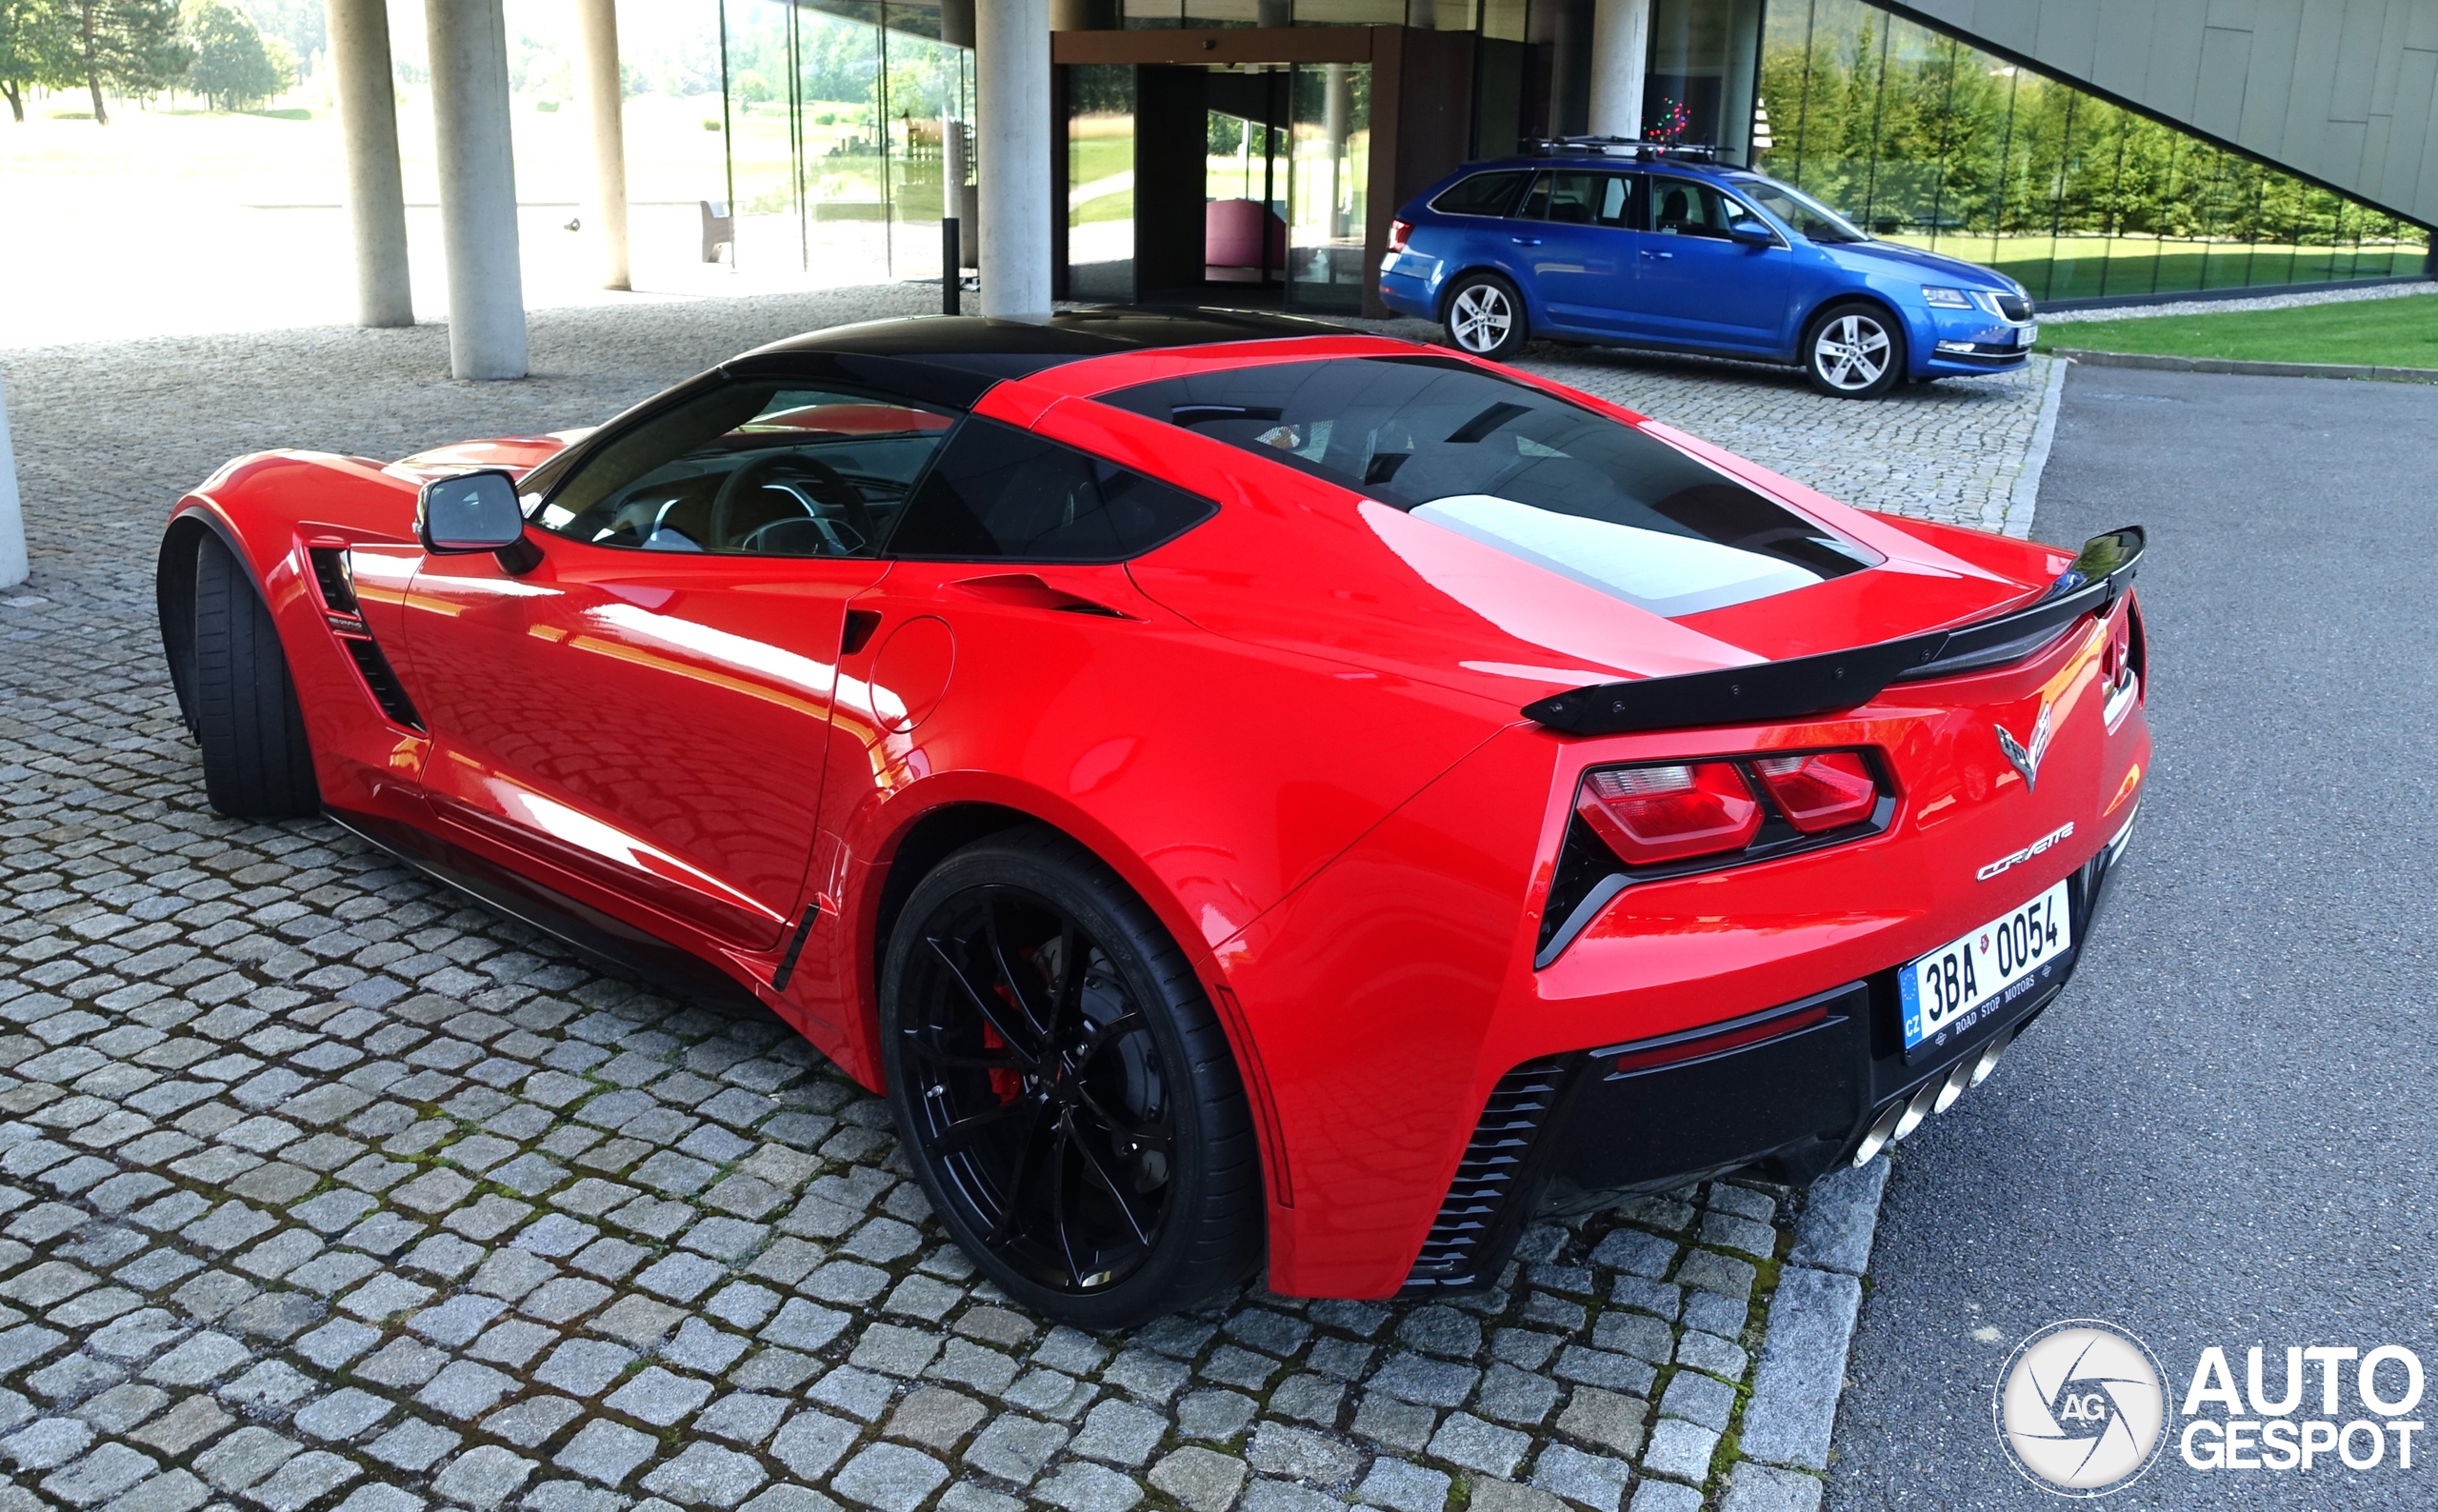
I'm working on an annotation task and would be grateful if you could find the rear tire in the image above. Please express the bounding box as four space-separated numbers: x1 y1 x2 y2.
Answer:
1804 300 1905 399
1442 272 1529 361
191 529 319 819
880 825 1262 1327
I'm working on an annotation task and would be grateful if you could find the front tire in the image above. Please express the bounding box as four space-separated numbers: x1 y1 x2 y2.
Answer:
1443 272 1529 360
880 826 1261 1327
1805 300 1905 398
190 529 319 818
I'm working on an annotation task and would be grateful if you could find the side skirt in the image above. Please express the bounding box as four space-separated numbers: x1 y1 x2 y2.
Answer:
324 806 757 1005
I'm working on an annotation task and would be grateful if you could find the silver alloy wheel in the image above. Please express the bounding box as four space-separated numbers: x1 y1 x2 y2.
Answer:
1812 312 1892 390
1449 284 1514 353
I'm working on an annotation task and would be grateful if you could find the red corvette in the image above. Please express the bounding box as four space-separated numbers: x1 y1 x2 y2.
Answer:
156 309 2148 1324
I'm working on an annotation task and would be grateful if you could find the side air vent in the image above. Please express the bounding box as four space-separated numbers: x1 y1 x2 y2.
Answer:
341 637 424 730
309 547 359 613
1403 1057 1572 1293
307 544 424 731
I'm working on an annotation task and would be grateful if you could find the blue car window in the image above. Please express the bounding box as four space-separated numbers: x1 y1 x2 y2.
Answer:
1429 169 1530 218
1651 179 1741 240
1519 171 1633 229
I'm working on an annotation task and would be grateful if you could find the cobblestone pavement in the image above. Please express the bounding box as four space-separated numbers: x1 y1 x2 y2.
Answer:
0 291 2035 1512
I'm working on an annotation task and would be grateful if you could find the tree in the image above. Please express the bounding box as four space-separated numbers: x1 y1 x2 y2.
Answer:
0 0 74 122
183 0 283 109
64 0 187 122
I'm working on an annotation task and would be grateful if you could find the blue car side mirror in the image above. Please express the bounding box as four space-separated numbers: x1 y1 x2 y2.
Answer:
1728 219 1776 247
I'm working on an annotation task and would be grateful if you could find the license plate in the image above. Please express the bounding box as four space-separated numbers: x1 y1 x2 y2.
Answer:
2016 322 2038 347
1899 880 2071 1060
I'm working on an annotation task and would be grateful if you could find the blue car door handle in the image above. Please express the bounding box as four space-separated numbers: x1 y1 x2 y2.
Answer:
1641 249 1674 260
1511 236 1543 246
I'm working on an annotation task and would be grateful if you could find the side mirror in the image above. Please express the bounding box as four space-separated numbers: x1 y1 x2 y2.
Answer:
1727 218 1776 247
418 469 542 571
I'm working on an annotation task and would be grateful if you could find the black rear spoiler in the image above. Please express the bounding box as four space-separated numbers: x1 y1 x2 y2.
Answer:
1522 527 2145 736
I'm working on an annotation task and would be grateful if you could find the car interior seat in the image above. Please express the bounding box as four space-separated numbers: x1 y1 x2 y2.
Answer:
1657 187 1689 233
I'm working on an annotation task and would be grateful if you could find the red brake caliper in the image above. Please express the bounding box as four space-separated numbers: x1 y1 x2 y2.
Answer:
981 1019 1022 1104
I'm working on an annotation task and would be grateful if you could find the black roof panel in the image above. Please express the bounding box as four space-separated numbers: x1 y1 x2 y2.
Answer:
727 307 1360 408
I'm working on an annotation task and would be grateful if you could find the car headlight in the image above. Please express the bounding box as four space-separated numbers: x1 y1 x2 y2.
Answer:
1921 286 1974 308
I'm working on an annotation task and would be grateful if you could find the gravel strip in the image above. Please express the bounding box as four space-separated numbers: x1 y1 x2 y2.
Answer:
2040 276 2437 323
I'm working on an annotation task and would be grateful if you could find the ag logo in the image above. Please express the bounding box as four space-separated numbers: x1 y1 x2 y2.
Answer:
1996 1320 2171 1497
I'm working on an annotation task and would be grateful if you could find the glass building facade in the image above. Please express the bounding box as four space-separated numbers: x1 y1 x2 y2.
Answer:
1741 1 2427 300
701 0 2428 303
715 0 973 285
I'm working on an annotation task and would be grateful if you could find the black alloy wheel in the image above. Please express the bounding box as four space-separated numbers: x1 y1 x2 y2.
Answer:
881 827 1261 1326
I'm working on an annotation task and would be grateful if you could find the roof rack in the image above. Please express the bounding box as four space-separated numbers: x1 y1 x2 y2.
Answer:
1523 135 1733 165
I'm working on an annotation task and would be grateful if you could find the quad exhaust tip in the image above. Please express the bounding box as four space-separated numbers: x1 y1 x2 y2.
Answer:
1851 1033 2012 1166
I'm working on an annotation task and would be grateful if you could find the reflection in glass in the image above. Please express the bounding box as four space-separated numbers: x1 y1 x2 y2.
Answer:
1754 0 2427 300
717 0 972 283
1069 65 1139 301
1287 62 1369 311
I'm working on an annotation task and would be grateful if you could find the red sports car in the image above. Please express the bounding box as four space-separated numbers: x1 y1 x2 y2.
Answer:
155 309 2148 1325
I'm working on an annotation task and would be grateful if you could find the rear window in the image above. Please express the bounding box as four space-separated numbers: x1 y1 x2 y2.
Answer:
1429 170 1530 218
1099 357 1877 617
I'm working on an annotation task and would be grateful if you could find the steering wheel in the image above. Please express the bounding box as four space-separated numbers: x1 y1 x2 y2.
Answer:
709 450 876 550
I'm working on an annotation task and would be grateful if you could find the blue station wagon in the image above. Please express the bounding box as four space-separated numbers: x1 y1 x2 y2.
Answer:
1378 140 2038 399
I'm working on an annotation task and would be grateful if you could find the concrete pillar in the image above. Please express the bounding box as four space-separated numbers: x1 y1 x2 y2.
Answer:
427 0 529 379
0 375 23 591
575 0 629 290
325 0 412 327
1256 0 1289 23
1588 0 1649 140
977 0 1052 321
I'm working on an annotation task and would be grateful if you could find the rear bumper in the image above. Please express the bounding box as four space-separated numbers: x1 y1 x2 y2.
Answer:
1401 804 2137 1293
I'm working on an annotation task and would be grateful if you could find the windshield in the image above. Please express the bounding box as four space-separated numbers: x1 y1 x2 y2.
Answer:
1100 356 1877 617
1735 176 1868 244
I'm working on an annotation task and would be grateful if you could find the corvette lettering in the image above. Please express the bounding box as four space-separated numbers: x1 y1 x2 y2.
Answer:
1977 821 2075 882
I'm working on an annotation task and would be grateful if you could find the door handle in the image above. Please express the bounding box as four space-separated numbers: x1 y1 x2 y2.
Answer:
1641 249 1674 260
1511 236 1542 246
841 608 883 655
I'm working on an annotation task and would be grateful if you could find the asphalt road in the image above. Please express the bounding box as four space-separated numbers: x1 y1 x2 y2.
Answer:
1828 364 2438 1510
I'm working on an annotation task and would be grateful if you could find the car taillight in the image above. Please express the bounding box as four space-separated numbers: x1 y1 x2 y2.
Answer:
1388 218 1411 252
1750 751 1878 834
1575 762 1761 865
2101 604 2133 687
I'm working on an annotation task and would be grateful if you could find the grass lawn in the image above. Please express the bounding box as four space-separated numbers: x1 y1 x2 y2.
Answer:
2036 290 2438 368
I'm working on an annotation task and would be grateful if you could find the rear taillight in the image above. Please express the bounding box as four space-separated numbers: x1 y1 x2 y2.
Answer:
1575 762 1761 865
1388 218 1412 252
2102 602 2140 694
1544 748 1894 965
1750 751 1877 834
